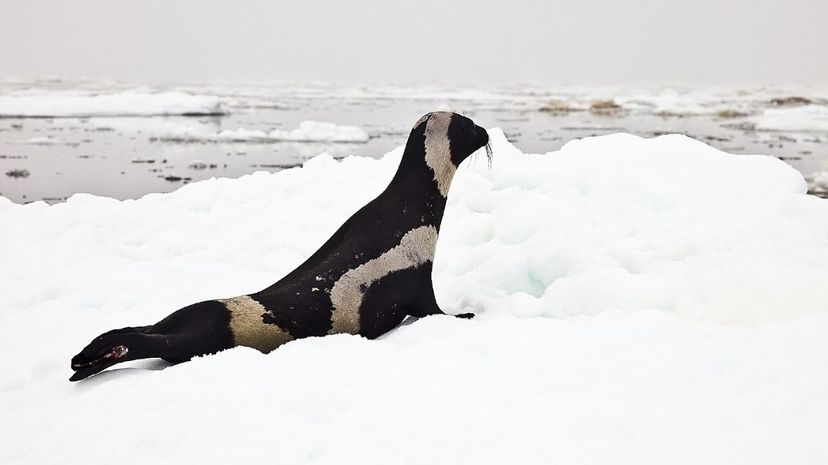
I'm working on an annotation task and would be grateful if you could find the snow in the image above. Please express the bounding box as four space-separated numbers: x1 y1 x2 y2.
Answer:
2 130 828 464
157 121 370 143
0 91 225 117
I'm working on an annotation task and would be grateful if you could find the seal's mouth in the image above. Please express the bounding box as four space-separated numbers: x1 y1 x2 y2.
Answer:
69 345 129 382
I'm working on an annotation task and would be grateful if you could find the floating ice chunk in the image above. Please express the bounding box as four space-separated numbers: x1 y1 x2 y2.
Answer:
216 128 271 141
266 121 370 143
156 121 370 143
19 136 64 145
87 117 216 135
0 91 225 117
806 171 828 193
752 105 828 132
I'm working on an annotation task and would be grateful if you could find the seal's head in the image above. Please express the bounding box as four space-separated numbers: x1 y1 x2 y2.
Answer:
414 111 490 163
69 327 148 381
408 111 490 196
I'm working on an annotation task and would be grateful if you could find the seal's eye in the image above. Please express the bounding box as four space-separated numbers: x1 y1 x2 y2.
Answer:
106 345 129 360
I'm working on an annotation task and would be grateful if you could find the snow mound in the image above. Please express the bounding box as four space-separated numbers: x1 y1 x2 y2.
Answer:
157 121 370 143
440 131 819 325
0 91 225 117
1 131 827 465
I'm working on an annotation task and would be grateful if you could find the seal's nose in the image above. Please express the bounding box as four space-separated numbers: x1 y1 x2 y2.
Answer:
476 125 489 145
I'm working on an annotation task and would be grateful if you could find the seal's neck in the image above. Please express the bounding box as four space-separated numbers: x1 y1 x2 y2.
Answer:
386 146 453 205
389 130 457 195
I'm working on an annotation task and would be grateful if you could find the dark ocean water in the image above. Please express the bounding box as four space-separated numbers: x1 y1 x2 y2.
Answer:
1 82 826 203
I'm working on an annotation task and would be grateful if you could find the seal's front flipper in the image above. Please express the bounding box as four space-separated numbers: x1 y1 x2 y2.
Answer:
408 290 445 318
408 291 475 319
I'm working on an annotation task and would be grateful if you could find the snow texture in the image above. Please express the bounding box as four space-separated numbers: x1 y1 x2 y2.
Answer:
0 91 224 117
1 130 827 465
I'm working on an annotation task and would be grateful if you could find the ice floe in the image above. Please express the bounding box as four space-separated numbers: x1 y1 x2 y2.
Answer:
156 121 370 143
0 91 225 117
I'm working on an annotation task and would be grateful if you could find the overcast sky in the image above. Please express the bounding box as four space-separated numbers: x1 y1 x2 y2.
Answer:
1 0 826 86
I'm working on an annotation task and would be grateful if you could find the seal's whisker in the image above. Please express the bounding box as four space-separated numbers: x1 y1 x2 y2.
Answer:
485 141 493 169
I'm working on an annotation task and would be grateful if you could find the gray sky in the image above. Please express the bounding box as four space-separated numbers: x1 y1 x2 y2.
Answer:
1 0 826 86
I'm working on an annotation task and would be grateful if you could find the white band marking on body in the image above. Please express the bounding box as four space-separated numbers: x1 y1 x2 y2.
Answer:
423 112 456 197
329 225 438 334
219 295 294 353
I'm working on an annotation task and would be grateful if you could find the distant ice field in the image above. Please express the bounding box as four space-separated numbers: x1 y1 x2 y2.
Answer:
1 81 826 203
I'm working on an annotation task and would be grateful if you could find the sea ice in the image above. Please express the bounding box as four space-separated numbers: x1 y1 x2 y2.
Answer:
157 121 370 143
0 91 225 117
753 105 828 132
